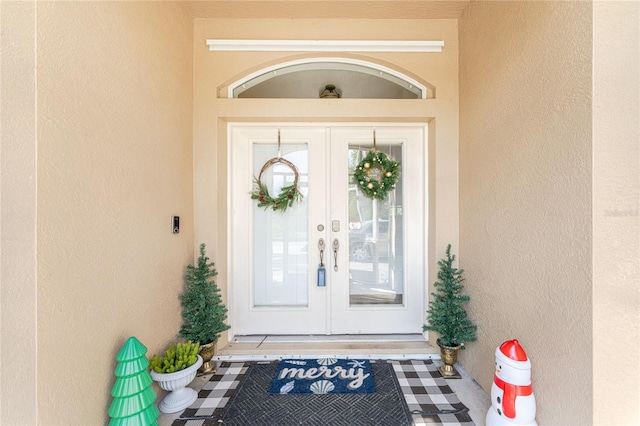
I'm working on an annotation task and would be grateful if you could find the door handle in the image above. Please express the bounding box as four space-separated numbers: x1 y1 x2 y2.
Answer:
333 238 339 271
318 238 326 287
318 238 325 264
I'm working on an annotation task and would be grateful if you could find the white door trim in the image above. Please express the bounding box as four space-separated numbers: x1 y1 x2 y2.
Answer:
227 122 428 339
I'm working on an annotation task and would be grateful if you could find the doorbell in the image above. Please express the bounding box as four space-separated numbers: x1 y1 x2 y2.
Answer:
172 216 180 234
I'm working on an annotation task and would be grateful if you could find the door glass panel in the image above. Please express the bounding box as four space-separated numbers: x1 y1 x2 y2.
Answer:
348 145 403 305
253 143 309 306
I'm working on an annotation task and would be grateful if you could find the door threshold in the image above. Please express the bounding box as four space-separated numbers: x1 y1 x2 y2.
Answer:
231 334 427 344
216 334 439 361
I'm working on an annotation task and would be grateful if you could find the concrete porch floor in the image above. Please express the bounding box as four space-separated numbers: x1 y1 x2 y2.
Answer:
157 336 491 425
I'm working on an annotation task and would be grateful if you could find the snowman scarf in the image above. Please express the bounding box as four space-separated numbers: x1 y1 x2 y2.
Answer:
493 374 533 419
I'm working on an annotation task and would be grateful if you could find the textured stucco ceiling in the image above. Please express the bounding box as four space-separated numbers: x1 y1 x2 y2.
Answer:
179 0 471 19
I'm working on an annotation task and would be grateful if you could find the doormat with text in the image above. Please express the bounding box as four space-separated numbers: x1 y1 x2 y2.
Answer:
221 360 409 425
268 358 374 394
175 360 474 426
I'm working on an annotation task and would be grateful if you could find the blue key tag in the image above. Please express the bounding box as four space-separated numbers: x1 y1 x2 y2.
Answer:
317 263 326 287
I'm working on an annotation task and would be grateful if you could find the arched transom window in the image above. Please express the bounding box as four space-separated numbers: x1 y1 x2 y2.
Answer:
229 58 432 99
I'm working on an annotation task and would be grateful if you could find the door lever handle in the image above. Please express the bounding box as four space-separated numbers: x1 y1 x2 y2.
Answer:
333 239 339 271
318 238 325 264
318 238 326 287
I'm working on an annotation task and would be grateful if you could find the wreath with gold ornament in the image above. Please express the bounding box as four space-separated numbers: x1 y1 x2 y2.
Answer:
354 150 400 200
250 157 303 212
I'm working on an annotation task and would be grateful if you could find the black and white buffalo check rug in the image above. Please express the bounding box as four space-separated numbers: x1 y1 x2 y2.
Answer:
173 359 473 426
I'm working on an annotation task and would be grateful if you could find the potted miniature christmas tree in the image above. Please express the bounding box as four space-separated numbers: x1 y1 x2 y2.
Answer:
424 244 477 378
179 243 230 375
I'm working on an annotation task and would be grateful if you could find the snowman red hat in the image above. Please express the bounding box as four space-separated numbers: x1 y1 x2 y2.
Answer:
496 339 531 374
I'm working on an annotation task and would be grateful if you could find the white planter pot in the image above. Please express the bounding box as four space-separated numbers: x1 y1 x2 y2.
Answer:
150 355 203 413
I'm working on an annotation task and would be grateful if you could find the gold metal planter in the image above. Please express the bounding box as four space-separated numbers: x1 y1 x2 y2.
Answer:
437 339 462 379
197 341 217 376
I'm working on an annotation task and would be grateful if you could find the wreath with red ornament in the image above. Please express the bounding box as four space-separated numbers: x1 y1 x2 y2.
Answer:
250 157 303 212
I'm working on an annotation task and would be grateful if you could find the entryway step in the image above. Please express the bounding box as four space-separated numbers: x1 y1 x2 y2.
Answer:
215 334 439 361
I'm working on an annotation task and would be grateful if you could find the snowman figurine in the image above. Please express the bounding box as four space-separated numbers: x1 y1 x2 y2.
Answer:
486 339 537 425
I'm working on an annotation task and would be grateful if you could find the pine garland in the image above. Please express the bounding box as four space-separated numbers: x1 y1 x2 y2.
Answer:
423 245 477 349
179 244 230 345
250 177 303 212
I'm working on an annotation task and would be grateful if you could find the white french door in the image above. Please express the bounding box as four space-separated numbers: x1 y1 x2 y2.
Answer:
229 124 425 336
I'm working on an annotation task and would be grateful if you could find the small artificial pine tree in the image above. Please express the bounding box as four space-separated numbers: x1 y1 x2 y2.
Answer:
179 243 230 345
424 244 477 349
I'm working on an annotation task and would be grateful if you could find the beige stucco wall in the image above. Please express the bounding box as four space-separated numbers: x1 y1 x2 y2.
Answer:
459 1 592 424
593 2 640 424
3 2 635 423
2 2 194 423
193 18 461 345
1 1 38 423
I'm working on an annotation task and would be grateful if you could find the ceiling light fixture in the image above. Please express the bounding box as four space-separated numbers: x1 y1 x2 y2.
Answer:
320 84 342 99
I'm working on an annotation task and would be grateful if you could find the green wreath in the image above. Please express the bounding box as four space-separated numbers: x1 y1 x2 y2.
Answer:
250 157 303 212
353 150 400 200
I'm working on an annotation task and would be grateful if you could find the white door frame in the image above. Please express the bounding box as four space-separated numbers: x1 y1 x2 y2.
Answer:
227 122 428 338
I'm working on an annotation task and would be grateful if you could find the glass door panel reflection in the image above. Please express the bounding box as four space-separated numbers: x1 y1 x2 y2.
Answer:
253 143 309 307
348 145 403 305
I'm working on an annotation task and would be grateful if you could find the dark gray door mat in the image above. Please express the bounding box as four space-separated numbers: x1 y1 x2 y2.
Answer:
174 360 474 426
218 361 411 425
